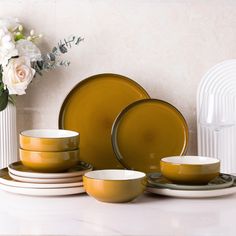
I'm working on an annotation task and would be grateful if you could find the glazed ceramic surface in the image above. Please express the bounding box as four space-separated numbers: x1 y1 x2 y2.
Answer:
160 156 220 185
148 172 233 190
8 161 92 178
9 172 83 184
83 169 146 203
112 99 188 173
59 73 150 169
20 129 79 152
0 168 83 188
0 183 85 196
19 149 79 172
147 185 236 198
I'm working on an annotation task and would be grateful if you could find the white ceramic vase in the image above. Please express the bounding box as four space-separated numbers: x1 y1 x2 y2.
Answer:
0 103 18 168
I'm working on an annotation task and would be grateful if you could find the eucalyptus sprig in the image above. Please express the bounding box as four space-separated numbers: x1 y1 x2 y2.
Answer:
32 36 83 76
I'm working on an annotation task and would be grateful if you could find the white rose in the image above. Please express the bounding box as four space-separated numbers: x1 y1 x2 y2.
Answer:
0 17 20 32
0 26 18 66
16 39 41 61
2 56 35 95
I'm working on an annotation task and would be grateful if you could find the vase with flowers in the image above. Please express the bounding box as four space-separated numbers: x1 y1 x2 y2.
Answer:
0 17 82 168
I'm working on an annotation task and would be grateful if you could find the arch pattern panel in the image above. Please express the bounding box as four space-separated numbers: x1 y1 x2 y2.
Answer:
197 60 236 173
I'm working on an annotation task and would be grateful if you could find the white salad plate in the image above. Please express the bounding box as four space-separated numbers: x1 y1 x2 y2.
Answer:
9 172 83 184
147 186 236 198
0 184 85 196
0 168 83 188
8 161 92 179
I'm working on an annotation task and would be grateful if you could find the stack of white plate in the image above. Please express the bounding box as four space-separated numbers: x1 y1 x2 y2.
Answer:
0 161 92 196
197 60 236 173
147 172 236 198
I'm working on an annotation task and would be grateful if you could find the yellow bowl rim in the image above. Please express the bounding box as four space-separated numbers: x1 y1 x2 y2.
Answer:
84 169 146 182
20 129 79 140
161 156 220 166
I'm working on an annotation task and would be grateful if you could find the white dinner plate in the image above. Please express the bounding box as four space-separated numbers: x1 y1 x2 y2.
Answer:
0 184 85 196
9 172 83 184
147 186 236 198
8 161 92 179
0 168 83 188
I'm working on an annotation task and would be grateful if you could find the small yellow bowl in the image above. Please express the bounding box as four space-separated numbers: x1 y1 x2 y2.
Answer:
19 149 79 172
20 129 79 152
83 170 146 203
160 156 220 185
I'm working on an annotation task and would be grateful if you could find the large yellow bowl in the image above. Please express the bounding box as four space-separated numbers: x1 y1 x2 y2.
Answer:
83 170 146 203
20 129 79 152
160 156 220 185
19 149 79 172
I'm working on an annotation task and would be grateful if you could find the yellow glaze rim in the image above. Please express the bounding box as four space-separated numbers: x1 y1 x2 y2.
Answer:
20 129 79 152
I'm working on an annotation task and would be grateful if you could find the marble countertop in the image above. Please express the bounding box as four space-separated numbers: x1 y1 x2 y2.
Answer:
0 190 235 236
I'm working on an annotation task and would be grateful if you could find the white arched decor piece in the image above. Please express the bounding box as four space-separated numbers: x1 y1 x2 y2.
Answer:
197 60 236 173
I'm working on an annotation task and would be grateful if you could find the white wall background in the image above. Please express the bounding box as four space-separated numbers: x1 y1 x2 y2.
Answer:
1 0 236 154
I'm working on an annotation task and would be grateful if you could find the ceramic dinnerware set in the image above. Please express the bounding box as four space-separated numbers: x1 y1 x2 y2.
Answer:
1 73 236 201
19 129 80 172
0 130 93 196
147 156 236 198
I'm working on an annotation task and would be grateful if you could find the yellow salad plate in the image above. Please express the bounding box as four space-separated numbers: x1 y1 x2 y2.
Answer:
8 161 93 179
112 99 188 173
59 73 150 169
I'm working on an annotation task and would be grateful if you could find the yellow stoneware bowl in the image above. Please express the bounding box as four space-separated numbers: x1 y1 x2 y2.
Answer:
20 129 79 152
19 149 79 172
83 170 146 203
160 156 220 185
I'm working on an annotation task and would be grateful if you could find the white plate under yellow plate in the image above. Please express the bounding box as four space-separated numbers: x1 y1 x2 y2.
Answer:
8 161 92 179
9 172 83 184
0 168 83 188
0 184 85 196
147 186 236 198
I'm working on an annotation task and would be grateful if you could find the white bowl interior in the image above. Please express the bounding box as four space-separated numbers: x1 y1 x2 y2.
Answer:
162 156 219 165
21 129 79 138
85 170 145 180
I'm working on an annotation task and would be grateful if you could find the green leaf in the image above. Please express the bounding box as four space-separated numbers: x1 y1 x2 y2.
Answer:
0 89 9 112
15 33 25 41
0 69 2 82
8 95 16 105
0 82 4 93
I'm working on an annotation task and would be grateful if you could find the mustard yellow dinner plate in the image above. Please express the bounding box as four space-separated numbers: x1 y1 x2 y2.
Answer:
112 99 188 173
59 74 150 169
8 161 92 178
